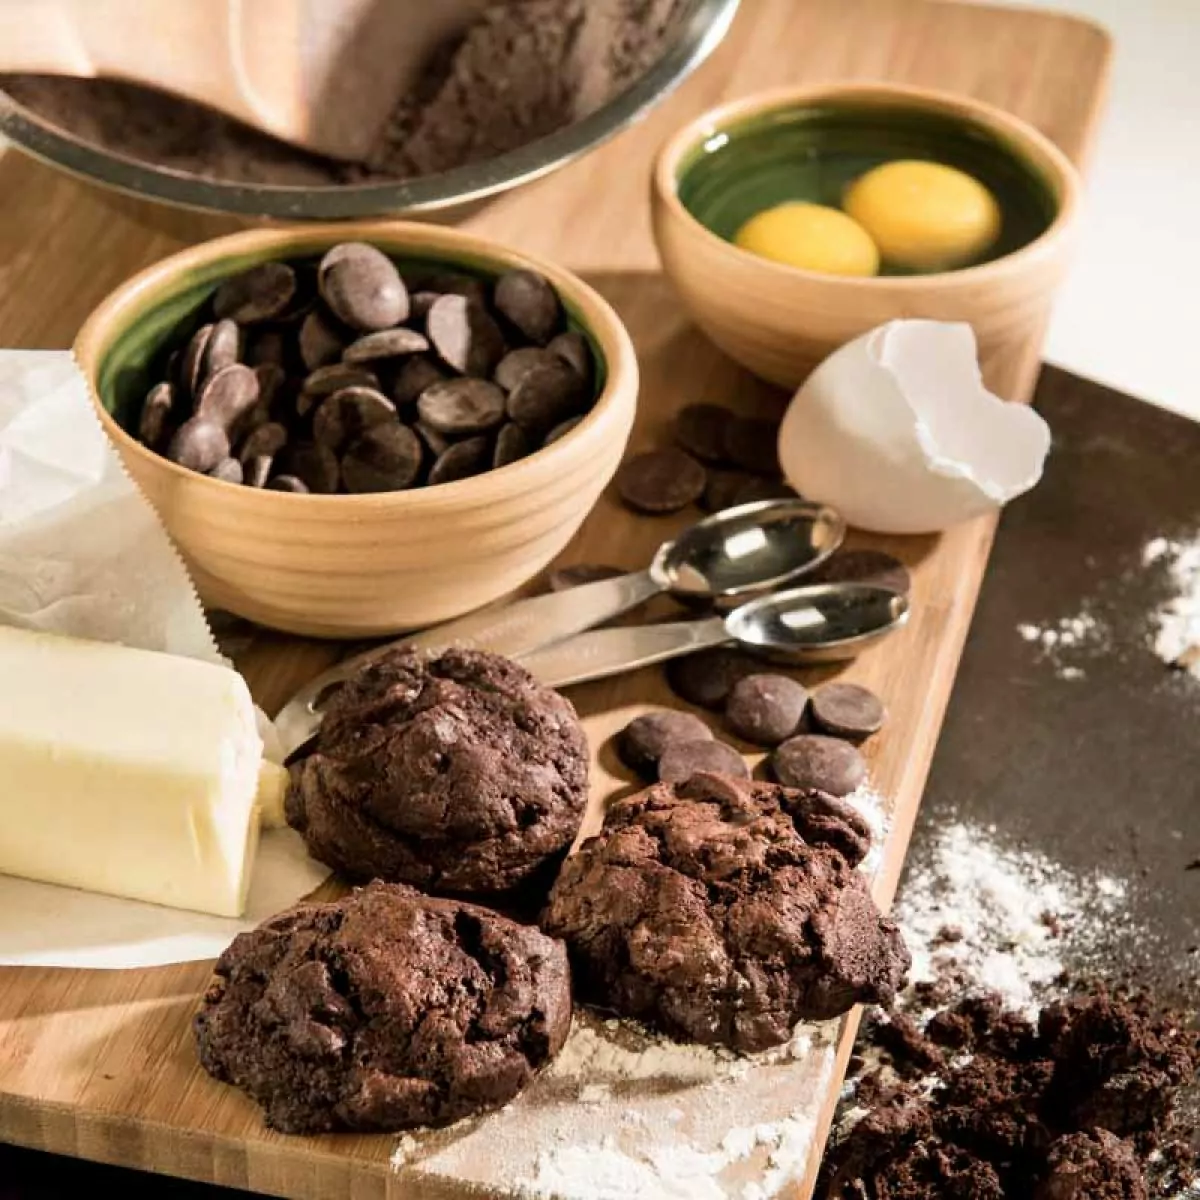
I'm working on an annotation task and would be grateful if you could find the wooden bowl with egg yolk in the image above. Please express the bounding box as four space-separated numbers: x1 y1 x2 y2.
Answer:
651 82 1081 392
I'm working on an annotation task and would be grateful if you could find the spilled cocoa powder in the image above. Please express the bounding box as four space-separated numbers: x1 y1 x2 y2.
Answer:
817 986 1200 1200
0 0 685 186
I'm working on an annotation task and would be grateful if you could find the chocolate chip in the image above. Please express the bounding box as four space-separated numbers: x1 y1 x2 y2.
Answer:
196 363 260 430
547 330 593 385
427 294 506 377
657 739 749 784
723 416 781 476
666 648 763 710
700 468 755 513
312 386 397 452
417 378 506 436
245 329 287 368
253 362 288 412
239 421 289 463
810 682 887 742
725 674 809 746
493 269 562 345
413 272 487 306
277 441 340 494
733 477 798 506
547 564 624 592
408 291 440 323
208 457 244 485
342 327 429 363
616 448 706 514
244 455 274 488
391 356 447 407
543 416 582 446
138 381 174 449
428 436 490 486
494 346 553 392
781 788 873 863
675 403 734 464
203 318 241 379
298 308 347 371
267 474 309 493
167 417 230 474
414 420 450 459
300 363 380 402
618 711 713 779
507 358 585 434
341 423 423 493
770 735 867 797
318 242 409 332
180 323 213 402
493 422 531 468
212 262 297 324
810 550 912 596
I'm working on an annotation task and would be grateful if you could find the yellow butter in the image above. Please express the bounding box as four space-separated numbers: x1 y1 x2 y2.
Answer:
0 627 263 917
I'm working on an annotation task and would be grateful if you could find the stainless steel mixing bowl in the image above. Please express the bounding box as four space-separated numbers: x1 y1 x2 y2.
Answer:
0 0 739 220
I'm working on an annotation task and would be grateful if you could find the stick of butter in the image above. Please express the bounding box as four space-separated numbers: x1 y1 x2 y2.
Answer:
0 626 268 917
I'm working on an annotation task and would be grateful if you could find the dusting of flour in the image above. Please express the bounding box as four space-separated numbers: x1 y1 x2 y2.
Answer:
1144 534 1200 674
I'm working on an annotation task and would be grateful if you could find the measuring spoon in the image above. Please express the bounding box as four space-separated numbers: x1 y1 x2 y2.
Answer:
516 582 910 689
275 499 844 756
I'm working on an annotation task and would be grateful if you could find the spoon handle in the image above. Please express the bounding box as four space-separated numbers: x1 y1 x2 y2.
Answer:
517 617 731 689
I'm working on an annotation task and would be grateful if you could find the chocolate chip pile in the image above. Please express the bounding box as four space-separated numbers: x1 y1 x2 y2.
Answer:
818 986 1200 1200
133 243 595 493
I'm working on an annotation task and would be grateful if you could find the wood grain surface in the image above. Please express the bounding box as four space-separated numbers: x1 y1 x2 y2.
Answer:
0 1 1111 1196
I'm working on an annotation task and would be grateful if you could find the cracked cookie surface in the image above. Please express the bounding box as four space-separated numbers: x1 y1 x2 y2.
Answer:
194 882 572 1133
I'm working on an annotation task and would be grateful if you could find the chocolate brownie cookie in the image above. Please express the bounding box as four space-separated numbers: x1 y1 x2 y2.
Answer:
194 882 571 1133
542 773 908 1051
286 648 589 894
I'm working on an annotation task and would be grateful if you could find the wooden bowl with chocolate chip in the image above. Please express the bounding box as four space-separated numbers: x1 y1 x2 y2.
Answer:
74 222 638 638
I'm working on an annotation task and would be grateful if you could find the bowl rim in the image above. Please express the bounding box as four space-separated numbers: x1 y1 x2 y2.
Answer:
652 81 1081 289
73 220 639 510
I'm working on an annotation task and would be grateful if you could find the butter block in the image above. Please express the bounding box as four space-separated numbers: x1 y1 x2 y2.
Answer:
0 627 264 917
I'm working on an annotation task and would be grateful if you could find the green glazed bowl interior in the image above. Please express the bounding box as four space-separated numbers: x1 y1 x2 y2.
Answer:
97 249 607 439
676 101 1060 276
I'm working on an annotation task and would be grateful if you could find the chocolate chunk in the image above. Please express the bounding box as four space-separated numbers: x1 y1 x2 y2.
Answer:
547 564 625 592
675 403 734 464
543 416 582 446
208 457 244 485
507 358 586 434
277 441 340 494
417 377 506 436
811 550 913 596
427 294 506 377
195 363 260 430
167 417 230 474
390 356 447 407
212 261 297 324
427 435 491 486
493 269 562 345
312 386 397 452
298 308 347 371
666 648 763 710
780 787 873 865
493 422 531 469
542 775 910 1051
618 710 713 779
341 423 423 493
286 647 589 893
180 323 214 401
318 242 409 331
723 416 781 476
657 738 749 784
547 330 594 385
771 734 867 797
266 473 308 493
203 318 241 378
494 346 552 392
342 327 429 363
138 381 175 449
194 882 572 1134
238 421 288 463
700 468 755 514
810 682 887 741
724 673 809 746
616 448 706 514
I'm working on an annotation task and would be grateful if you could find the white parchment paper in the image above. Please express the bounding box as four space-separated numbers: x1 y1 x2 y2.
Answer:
0 350 329 969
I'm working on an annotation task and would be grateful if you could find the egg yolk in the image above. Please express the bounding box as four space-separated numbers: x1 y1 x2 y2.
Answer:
843 160 1001 272
733 202 880 277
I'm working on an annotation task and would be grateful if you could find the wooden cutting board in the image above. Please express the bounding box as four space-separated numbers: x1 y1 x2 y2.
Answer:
0 1 1111 1197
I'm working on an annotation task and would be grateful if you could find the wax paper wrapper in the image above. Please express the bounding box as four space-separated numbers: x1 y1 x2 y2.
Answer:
0 350 330 969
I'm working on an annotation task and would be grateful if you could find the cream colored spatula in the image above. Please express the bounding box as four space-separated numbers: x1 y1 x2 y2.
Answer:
0 0 488 161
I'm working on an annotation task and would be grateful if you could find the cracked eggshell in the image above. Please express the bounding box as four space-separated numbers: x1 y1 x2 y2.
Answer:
777 320 1051 534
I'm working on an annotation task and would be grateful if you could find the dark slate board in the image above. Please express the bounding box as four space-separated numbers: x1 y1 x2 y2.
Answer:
3 365 1198 1195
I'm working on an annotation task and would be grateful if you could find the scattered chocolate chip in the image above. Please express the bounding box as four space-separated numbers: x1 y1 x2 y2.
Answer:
298 308 347 371
675 403 734 464
547 330 594 384
390 356 447 407
138 381 174 449
493 422 531 469
616 448 707 514
427 294 506 377
657 738 749 784
810 682 887 741
723 415 781 476
277 441 340 495
239 421 289 463
318 242 409 331
266 474 309 493
667 648 763 710
341 423 423 493
725 673 809 746
547 564 625 592
618 710 714 779
342 327 429 363
493 269 562 345
212 262 297 324
494 346 552 392
771 735 866 797
417 377 507 436
195 363 260 430
208 457 244 485
811 549 912 596
543 415 582 445
507 357 586 434
312 386 397 452
167 417 230 474
428 435 491 486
